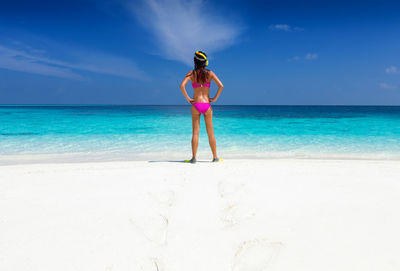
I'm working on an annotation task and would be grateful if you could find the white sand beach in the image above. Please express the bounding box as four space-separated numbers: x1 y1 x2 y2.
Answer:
1 159 399 271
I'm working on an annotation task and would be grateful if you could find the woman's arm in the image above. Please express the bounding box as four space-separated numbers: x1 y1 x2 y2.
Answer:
180 71 194 104
209 70 224 102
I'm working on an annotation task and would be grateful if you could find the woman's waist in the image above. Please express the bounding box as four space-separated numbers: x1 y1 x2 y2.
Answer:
193 95 210 103
193 97 210 103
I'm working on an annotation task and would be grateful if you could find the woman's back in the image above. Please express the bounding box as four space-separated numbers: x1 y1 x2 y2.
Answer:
191 69 212 103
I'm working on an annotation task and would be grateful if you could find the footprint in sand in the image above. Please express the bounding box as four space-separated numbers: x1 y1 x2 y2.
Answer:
232 239 283 271
130 189 175 246
147 190 176 208
219 180 255 227
130 214 169 245
220 202 256 228
138 257 163 271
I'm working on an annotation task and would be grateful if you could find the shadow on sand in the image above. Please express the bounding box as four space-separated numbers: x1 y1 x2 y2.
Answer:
147 160 212 163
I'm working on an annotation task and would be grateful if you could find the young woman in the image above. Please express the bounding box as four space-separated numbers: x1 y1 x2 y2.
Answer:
179 51 224 163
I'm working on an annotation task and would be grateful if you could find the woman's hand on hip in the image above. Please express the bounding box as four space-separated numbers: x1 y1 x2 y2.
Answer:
209 97 216 103
188 98 195 104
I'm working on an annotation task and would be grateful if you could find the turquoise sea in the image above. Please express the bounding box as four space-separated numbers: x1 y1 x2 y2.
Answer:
1 105 400 164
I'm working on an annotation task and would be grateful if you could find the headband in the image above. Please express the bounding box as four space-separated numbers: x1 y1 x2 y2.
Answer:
195 51 208 66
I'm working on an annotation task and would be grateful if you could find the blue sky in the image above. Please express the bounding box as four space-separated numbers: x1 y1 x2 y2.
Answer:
1 0 400 105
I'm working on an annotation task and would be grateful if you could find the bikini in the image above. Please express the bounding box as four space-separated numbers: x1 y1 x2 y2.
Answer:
191 79 211 113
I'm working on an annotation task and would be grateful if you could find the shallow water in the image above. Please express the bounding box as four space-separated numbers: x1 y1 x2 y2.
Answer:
1 105 400 164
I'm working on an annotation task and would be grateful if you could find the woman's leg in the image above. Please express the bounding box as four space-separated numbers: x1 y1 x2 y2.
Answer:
203 106 217 159
191 105 201 159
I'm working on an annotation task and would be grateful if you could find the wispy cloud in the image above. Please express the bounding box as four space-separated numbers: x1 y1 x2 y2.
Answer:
0 42 148 80
130 0 244 66
0 45 83 80
385 65 399 74
268 24 304 32
289 53 318 61
380 82 397 89
379 83 397 89
269 24 291 31
305 53 318 60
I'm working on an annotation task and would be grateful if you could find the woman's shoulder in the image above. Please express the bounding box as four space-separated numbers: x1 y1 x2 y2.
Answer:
185 70 194 77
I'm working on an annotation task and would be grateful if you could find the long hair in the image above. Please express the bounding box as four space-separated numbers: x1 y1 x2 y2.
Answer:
193 51 209 84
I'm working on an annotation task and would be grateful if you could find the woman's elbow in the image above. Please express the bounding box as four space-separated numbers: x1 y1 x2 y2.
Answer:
220 84 224 89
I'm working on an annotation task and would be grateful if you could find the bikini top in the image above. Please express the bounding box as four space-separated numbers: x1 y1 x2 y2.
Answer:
192 79 211 88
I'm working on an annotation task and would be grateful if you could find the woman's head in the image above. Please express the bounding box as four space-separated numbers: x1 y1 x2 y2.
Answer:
194 51 208 70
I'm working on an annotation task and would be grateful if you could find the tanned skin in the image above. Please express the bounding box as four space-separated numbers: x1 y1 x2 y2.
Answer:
180 69 224 160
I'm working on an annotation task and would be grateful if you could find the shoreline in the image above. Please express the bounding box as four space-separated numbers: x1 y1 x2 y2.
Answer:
2 152 400 166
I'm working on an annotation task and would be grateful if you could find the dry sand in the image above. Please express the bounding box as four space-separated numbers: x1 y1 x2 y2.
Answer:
1 159 399 271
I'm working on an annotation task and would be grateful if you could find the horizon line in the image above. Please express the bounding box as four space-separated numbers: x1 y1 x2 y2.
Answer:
1 104 400 107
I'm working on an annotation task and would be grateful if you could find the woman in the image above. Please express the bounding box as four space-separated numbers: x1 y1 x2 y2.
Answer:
179 51 224 163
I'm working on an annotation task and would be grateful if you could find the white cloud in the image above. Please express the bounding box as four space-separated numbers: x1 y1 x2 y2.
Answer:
0 46 83 80
305 53 318 60
130 0 244 66
0 43 148 80
385 65 399 74
269 24 291 31
289 53 318 61
380 82 397 89
269 24 304 32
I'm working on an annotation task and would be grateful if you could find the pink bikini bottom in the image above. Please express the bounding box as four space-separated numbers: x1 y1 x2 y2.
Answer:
192 103 211 113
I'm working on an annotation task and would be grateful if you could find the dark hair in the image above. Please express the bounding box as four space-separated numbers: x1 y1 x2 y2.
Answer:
193 51 209 84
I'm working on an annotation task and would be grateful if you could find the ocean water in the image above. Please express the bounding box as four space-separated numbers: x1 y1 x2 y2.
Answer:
1 105 400 164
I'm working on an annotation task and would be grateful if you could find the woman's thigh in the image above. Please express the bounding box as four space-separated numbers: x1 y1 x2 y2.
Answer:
191 105 201 133
203 106 214 135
